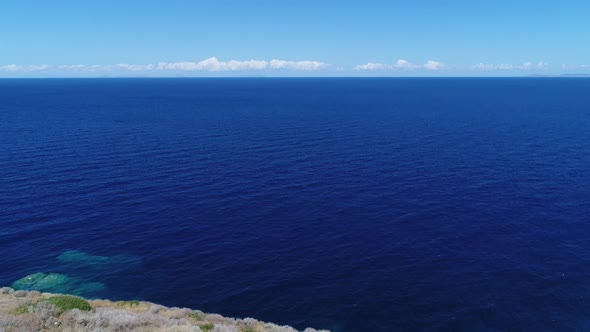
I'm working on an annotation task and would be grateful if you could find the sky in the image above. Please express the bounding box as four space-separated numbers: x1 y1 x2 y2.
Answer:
1 0 589 77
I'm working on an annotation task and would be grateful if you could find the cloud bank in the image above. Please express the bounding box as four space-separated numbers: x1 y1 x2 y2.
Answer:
3 58 587 76
0 57 328 75
0 64 50 72
472 61 548 70
156 57 327 71
354 59 444 71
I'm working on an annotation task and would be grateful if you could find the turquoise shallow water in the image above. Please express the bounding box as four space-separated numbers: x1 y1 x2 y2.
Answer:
2 78 590 331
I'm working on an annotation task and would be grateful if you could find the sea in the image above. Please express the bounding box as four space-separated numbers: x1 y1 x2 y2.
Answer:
1 78 590 331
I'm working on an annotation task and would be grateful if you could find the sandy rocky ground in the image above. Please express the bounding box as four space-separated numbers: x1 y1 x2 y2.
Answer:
0 287 329 332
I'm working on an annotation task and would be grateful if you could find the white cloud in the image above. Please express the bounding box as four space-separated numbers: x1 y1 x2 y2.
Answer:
355 59 442 71
354 59 420 70
473 61 548 70
423 60 443 70
157 57 327 71
58 64 86 70
116 63 154 71
536 61 547 68
473 63 515 70
394 59 418 69
1 57 328 75
354 62 390 70
78 64 154 71
0 64 49 72
269 59 326 70
0 64 23 72
29 64 50 71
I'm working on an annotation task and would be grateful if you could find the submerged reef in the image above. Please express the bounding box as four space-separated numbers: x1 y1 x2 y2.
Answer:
57 250 110 266
11 273 106 298
11 250 141 299
57 250 141 270
0 287 329 332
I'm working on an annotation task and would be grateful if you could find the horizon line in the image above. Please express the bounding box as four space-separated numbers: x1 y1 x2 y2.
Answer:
1 75 590 79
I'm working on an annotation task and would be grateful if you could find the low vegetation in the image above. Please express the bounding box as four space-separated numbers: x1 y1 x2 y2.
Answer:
188 311 204 321
45 295 92 312
14 305 30 314
115 300 141 307
199 322 215 331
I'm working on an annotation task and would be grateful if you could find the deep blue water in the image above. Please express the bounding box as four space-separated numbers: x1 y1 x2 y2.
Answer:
2 78 590 331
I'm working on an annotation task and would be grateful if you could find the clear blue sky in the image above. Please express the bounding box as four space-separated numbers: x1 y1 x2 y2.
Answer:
1 0 589 77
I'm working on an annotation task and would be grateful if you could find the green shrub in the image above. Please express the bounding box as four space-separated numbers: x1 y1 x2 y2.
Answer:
241 328 256 332
116 300 140 307
188 312 204 321
45 295 92 312
15 305 30 314
199 322 214 332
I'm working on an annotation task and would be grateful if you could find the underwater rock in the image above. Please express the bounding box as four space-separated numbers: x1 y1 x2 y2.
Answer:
57 250 110 265
73 281 107 296
57 250 141 270
11 272 106 298
12 272 69 293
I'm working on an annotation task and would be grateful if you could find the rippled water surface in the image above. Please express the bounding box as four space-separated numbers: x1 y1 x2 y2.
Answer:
2 78 590 331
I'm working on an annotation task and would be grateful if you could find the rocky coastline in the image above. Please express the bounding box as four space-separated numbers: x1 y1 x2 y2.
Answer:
0 287 329 332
